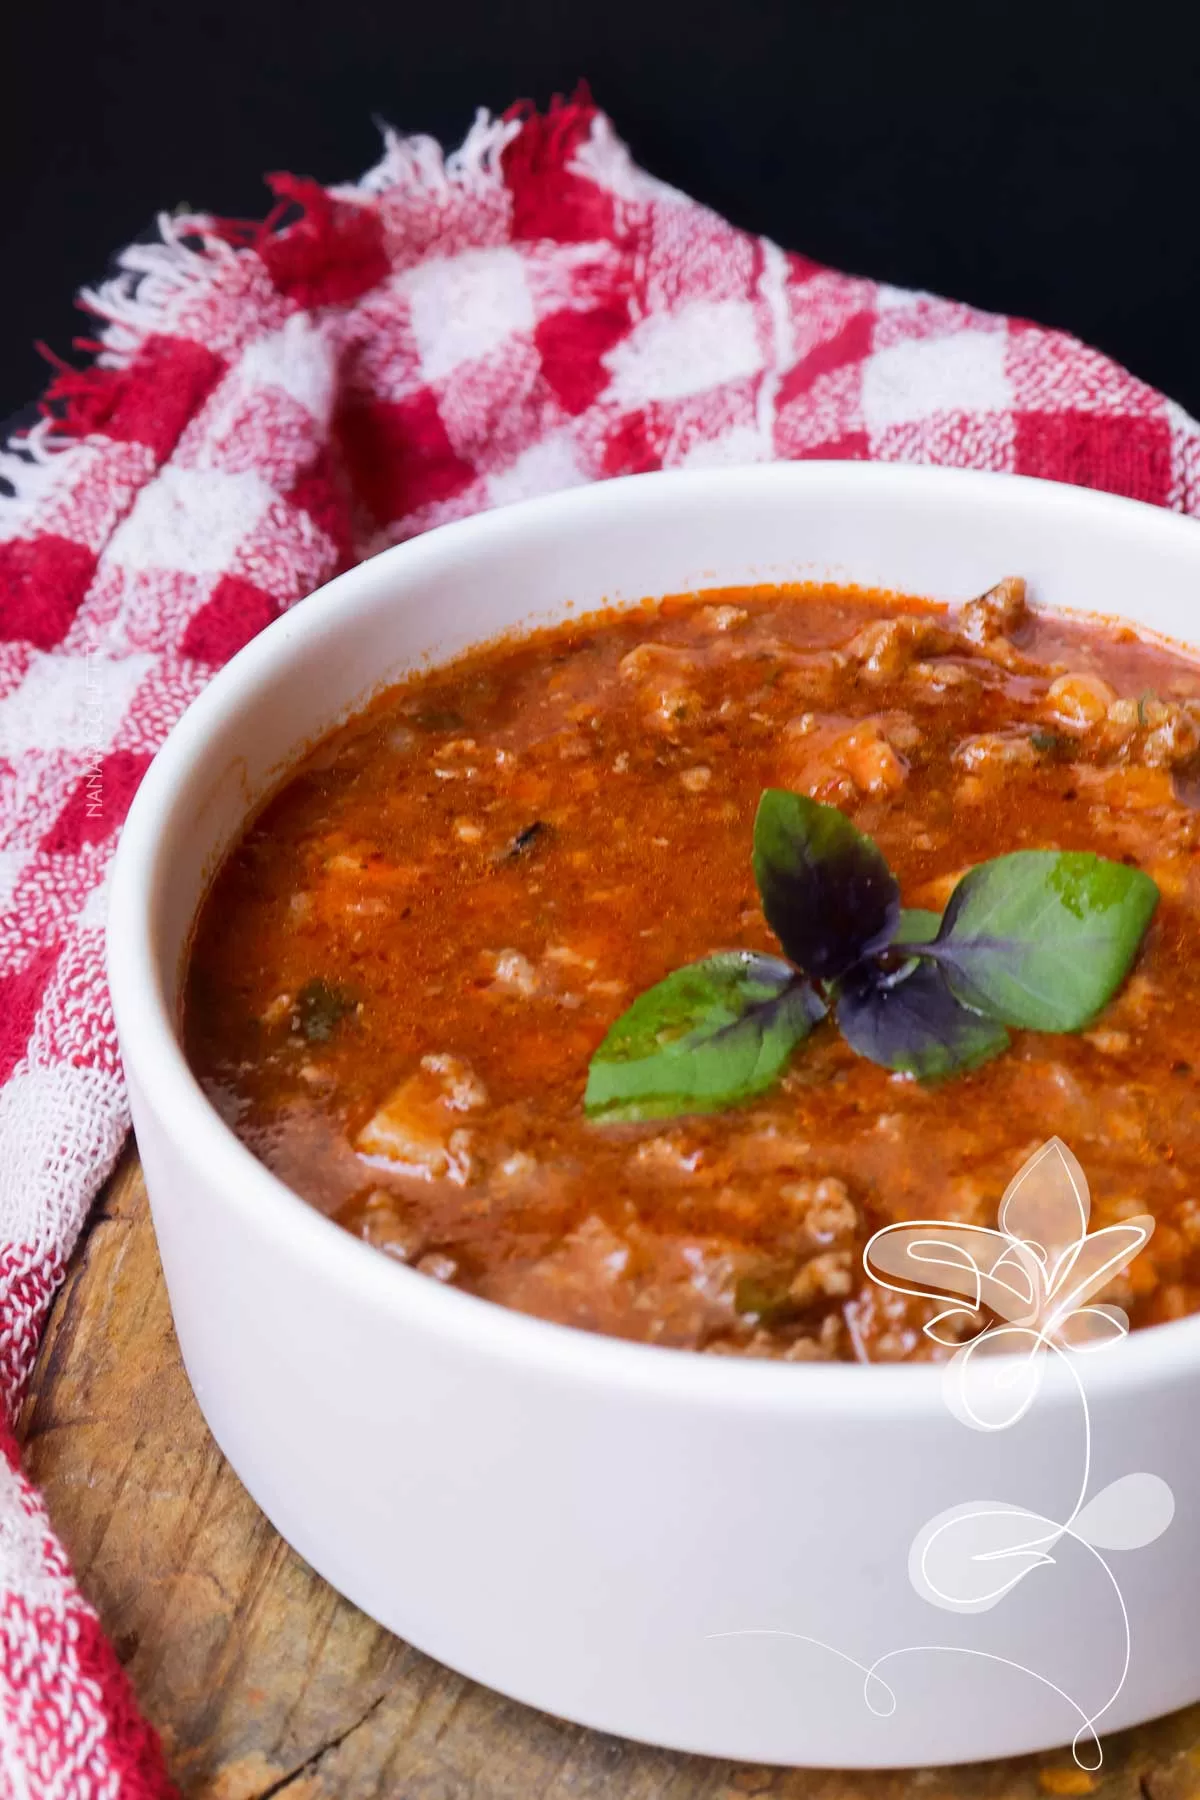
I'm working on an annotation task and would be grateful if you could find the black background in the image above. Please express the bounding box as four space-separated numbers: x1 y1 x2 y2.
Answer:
3 0 1199 422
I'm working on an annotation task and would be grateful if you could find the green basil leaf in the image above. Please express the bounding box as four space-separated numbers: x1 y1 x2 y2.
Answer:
752 789 899 980
933 850 1159 1031
836 960 1010 1080
893 908 942 945
584 951 824 1122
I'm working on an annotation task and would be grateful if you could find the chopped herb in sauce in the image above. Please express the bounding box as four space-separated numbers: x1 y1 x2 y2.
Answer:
733 1272 801 1326
1174 762 1200 809
410 707 466 732
502 820 549 861
294 978 356 1042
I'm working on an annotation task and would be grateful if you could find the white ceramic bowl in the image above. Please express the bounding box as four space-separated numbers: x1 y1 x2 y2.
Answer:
108 464 1200 1768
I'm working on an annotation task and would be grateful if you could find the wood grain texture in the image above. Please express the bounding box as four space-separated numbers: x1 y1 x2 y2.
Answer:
15 1149 1200 1800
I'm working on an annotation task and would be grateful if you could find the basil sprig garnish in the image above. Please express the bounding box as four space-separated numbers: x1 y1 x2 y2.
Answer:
584 790 1158 1120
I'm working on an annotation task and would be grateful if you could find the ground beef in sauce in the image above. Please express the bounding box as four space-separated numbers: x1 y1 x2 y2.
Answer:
184 580 1200 1361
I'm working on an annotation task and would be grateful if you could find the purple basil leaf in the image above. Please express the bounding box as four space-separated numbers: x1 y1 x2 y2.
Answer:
836 959 1010 1080
752 790 900 980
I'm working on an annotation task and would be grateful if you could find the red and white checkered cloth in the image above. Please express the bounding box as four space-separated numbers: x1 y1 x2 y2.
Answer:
2 92 1200 1797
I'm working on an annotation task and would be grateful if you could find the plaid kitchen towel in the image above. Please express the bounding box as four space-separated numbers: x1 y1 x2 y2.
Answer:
2 91 1200 1797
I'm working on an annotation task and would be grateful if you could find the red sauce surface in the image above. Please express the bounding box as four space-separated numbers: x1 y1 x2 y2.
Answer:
184 581 1200 1361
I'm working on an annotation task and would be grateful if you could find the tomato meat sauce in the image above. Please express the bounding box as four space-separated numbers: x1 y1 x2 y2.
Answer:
184 580 1200 1361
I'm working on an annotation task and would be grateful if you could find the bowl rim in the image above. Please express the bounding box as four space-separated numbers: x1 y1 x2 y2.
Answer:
107 460 1200 1419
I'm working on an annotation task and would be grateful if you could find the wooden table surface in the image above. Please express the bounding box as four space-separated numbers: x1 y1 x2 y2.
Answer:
16 1148 1200 1800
